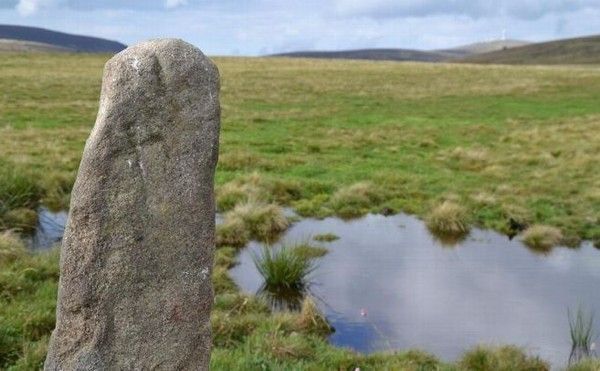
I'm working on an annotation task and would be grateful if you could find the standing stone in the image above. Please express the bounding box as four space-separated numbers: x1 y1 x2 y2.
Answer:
45 39 220 370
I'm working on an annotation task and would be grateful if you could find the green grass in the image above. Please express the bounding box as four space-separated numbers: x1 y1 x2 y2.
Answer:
1 53 600 369
313 233 339 242
567 358 600 371
458 345 549 371
1 54 599 243
0 232 58 369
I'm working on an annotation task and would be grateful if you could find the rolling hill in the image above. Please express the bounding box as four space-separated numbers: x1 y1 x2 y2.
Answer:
436 39 530 58
270 40 531 63
0 39 71 53
460 35 600 65
0 24 126 53
271 48 449 62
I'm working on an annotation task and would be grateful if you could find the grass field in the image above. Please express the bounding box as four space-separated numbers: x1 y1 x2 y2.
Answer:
1 52 600 369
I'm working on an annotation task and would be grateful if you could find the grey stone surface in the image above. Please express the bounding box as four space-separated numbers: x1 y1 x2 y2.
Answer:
45 39 220 370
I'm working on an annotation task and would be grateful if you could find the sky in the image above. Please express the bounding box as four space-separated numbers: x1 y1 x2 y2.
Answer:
0 0 599 55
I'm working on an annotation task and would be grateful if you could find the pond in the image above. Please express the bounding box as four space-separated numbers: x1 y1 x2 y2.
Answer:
26 207 67 250
229 213 600 367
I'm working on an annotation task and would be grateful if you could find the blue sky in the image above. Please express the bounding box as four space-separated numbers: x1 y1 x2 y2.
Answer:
0 0 599 55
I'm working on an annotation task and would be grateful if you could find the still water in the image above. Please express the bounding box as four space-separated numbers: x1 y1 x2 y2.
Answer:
27 207 67 250
229 213 600 367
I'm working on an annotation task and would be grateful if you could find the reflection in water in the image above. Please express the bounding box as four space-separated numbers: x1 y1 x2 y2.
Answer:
28 207 67 250
230 213 600 368
257 285 308 312
429 230 469 247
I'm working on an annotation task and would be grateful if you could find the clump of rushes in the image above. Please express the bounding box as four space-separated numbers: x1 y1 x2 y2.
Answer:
313 233 339 242
329 182 383 218
521 225 563 251
253 245 315 292
568 306 596 365
426 201 470 237
459 345 549 371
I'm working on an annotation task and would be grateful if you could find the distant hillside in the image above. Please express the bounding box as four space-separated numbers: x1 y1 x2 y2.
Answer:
271 49 449 62
437 39 530 58
0 25 126 53
460 35 600 65
0 39 71 53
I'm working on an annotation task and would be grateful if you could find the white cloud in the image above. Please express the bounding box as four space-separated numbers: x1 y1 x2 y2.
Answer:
16 0 61 15
164 0 187 9
2 1 599 54
333 0 600 20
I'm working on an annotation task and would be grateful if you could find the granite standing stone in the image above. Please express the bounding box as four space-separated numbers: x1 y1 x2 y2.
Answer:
45 39 220 370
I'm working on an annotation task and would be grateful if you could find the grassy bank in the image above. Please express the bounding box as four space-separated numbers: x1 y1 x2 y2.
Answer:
1 54 599 243
5 233 600 370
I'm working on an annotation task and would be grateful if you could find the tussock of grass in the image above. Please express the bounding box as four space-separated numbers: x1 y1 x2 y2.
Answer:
426 201 470 236
329 182 384 218
253 245 315 291
234 202 289 240
459 345 549 371
449 146 490 171
292 194 331 218
521 224 563 251
216 193 291 248
216 172 302 212
218 150 273 171
214 246 239 269
313 233 339 242
216 216 250 248
291 243 329 259
212 265 238 294
295 296 332 336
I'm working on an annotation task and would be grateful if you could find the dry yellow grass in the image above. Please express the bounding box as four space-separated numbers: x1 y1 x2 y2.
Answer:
521 225 563 251
426 201 471 236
